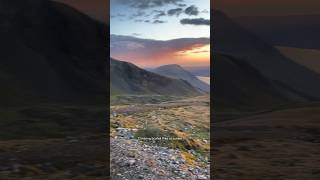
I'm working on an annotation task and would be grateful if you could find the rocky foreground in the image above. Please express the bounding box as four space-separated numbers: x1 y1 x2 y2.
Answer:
110 128 210 180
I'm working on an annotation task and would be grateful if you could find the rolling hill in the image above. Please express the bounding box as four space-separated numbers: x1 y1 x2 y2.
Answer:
110 58 201 96
151 64 210 93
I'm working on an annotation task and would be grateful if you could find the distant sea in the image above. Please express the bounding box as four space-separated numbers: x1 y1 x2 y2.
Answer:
197 76 210 85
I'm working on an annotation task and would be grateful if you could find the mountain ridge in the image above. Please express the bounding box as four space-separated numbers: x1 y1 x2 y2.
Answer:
0 0 108 105
151 64 210 93
110 58 201 97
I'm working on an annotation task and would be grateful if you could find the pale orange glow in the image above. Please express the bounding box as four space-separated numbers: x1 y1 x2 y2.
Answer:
175 44 210 59
112 44 210 68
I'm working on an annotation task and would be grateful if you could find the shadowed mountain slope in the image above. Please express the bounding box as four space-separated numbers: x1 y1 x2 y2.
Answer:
213 11 320 101
152 64 210 93
213 54 302 109
235 15 320 49
276 46 320 75
0 0 107 105
110 58 200 96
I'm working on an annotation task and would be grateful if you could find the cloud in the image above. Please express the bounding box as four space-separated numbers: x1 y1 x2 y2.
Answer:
112 0 184 9
129 11 146 19
110 34 210 67
191 50 209 54
153 10 166 19
180 18 210 25
111 34 209 56
110 39 145 50
201 9 209 14
153 20 167 24
134 19 144 22
167 8 183 16
132 33 142 36
177 3 187 7
140 19 167 24
184 5 199 16
111 13 126 19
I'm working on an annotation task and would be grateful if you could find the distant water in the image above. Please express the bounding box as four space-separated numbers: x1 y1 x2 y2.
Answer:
197 76 210 85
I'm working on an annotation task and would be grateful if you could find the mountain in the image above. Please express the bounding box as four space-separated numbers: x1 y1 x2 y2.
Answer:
213 10 320 101
0 1 109 177
276 46 320 74
151 64 210 93
110 58 200 96
0 0 107 106
234 15 320 49
184 66 210 77
213 53 305 109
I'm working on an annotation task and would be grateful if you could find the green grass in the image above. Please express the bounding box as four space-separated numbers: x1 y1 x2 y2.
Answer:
110 94 182 105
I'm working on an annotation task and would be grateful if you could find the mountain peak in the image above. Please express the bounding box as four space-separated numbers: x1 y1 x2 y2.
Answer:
156 64 184 70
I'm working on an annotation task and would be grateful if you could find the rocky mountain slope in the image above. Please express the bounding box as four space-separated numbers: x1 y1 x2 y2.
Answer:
152 64 210 93
111 129 209 180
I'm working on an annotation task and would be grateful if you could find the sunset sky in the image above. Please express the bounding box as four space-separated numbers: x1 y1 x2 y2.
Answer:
57 0 320 19
110 0 210 69
110 0 210 40
54 0 320 69
56 0 210 70
111 35 210 68
53 0 319 72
